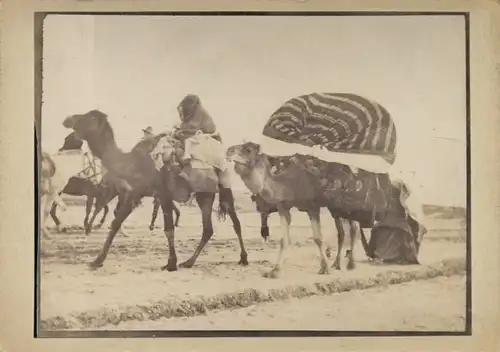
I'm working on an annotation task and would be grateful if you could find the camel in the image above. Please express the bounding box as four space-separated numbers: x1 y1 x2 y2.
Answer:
39 152 68 239
39 148 99 239
50 176 110 232
227 142 391 278
62 110 248 271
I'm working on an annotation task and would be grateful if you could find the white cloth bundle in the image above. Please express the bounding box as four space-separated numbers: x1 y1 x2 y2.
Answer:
184 131 227 171
259 135 391 174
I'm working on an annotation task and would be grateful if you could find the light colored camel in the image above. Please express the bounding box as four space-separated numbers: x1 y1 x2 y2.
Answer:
39 151 90 239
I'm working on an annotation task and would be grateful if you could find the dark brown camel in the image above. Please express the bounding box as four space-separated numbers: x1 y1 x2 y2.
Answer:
63 110 248 271
227 142 382 278
50 176 110 232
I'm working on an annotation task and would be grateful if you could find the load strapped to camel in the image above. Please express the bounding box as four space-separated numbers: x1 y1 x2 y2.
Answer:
261 93 396 218
260 92 426 263
51 148 104 187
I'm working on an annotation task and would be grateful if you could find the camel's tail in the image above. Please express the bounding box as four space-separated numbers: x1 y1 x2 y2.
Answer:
217 186 234 221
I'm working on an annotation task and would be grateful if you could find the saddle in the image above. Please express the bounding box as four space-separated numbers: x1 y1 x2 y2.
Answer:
149 133 223 193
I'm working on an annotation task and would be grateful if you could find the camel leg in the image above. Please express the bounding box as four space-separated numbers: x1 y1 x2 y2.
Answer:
346 220 359 270
40 194 53 240
226 202 249 266
42 191 61 239
86 203 104 234
179 192 215 269
53 191 67 212
86 190 115 234
332 217 346 270
173 203 180 227
264 204 292 279
50 202 61 230
308 208 331 275
149 197 160 234
97 205 109 229
158 194 177 272
260 211 270 241
112 194 130 237
219 187 248 265
83 195 94 231
52 192 68 233
88 195 136 269
87 186 117 234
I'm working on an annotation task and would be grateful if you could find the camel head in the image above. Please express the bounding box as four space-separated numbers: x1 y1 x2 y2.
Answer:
63 110 109 142
226 142 262 175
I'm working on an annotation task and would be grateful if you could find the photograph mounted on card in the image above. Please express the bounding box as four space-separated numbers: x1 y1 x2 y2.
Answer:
33 11 471 338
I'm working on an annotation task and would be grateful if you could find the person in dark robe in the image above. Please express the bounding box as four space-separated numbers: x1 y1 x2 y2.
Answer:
366 182 426 265
59 131 83 151
173 94 229 188
175 94 218 139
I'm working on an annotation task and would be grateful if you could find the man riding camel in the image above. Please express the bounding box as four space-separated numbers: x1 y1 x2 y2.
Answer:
172 94 231 191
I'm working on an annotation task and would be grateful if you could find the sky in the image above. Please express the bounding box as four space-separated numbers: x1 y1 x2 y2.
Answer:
41 14 467 207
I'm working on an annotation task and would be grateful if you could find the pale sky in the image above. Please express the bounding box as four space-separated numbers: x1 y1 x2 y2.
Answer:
41 14 467 207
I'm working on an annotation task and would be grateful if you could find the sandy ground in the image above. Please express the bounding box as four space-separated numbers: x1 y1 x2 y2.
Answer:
111 275 466 331
39 197 467 330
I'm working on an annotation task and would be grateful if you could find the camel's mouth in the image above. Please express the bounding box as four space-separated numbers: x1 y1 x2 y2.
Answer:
227 155 251 168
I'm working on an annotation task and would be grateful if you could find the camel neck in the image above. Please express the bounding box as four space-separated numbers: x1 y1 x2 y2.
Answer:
85 134 122 165
239 155 276 198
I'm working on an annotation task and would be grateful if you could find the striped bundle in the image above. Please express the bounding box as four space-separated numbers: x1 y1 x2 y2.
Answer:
262 92 397 165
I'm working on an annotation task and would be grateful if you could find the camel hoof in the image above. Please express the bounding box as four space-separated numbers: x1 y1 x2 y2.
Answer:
332 260 341 271
88 260 103 270
347 261 356 270
263 268 280 279
318 262 331 275
179 260 194 269
238 256 249 266
161 263 178 272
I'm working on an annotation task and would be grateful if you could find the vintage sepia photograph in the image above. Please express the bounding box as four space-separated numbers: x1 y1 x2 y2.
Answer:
36 12 469 336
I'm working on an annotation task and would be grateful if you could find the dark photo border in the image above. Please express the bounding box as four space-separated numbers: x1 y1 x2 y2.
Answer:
34 11 471 338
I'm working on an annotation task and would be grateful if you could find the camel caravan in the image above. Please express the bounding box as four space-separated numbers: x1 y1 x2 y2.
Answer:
39 92 427 277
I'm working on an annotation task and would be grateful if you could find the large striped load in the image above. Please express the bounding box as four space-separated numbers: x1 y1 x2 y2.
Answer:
261 93 397 171
260 93 398 221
